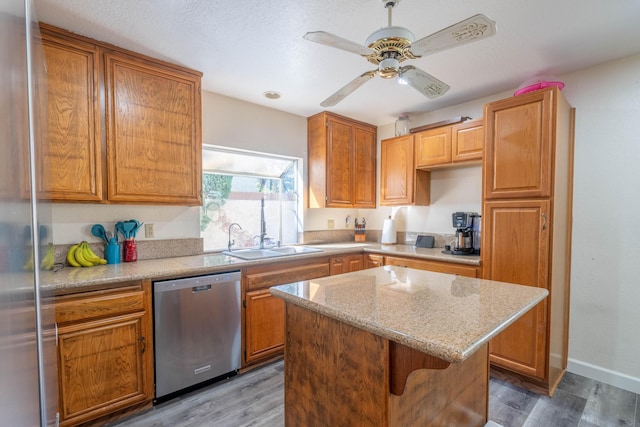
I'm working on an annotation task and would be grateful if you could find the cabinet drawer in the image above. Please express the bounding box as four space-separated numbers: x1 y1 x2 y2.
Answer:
244 257 330 291
384 256 478 278
55 283 145 324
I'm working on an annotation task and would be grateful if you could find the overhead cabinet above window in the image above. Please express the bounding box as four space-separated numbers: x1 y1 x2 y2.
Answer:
37 24 202 206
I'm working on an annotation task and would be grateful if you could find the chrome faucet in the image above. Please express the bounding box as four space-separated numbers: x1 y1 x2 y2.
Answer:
259 197 267 249
228 223 242 252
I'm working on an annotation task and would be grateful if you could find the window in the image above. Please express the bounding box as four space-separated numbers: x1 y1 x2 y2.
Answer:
201 145 301 252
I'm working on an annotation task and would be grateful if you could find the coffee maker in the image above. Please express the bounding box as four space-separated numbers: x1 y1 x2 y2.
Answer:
445 212 480 255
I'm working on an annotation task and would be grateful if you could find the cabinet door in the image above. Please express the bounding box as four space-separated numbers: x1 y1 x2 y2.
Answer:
37 31 103 201
330 254 364 275
57 313 149 425
244 289 285 364
484 90 553 199
415 126 452 167
380 135 430 206
452 120 483 163
104 52 202 205
381 135 413 205
353 125 376 208
483 200 550 380
364 254 384 269
325 118 353 207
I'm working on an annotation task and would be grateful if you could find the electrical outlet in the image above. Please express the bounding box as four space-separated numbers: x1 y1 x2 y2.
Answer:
145 223 155 238
327 219 334 229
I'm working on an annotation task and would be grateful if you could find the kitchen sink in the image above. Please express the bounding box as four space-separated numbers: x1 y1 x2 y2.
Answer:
268 246 324 255
223 246 324 260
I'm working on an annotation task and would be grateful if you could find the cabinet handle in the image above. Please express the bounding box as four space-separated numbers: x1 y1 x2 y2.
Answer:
542 213 547 231
140 336 146 353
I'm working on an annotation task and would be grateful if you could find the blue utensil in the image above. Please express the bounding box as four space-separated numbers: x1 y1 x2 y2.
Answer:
125 219 143 238
91 224 108 243
122 221 136 239
116 221 126 239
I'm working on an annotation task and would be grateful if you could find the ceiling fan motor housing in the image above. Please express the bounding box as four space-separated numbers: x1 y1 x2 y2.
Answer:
365 26 415 71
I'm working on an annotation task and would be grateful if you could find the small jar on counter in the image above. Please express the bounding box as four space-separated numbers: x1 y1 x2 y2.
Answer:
123 239 137 262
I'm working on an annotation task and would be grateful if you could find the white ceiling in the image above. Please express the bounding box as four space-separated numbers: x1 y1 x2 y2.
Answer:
35 0 640 126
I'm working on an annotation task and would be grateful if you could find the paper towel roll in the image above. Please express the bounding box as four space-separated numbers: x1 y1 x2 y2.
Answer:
381 217 397 244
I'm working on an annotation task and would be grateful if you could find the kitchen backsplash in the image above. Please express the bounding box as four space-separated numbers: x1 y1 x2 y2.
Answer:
301 230 455 248
52 232 457 265
53 238 203 264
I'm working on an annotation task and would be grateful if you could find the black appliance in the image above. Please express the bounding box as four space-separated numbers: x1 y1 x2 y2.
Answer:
443 212 480 255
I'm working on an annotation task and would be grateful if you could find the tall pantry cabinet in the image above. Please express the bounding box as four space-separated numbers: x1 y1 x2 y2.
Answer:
482 86 574 396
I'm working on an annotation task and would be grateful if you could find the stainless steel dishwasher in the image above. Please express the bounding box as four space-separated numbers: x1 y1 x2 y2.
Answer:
153 271 241 401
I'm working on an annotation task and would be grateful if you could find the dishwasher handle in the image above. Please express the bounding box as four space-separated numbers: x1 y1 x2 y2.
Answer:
192 284 211 293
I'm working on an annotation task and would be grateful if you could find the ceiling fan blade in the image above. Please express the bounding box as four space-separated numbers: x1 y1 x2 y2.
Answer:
409 14 496 57
304 31 375 57
399 66 450 99
320 70 378 107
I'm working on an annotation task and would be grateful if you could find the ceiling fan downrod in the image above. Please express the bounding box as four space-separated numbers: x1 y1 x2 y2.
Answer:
384 0 399 26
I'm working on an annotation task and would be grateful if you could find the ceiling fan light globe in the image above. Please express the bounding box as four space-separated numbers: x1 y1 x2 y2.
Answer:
379 57 400 78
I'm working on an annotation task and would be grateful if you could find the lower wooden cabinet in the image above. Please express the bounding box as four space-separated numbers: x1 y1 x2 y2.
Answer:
244 289 285 364
384 255 479 278
364 254 384 269
482 200 553 387
330 254 364 275
54 281 153 426
242 257 330 367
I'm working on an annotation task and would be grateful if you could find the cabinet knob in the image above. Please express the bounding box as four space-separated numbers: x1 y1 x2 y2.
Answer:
542 213 547 231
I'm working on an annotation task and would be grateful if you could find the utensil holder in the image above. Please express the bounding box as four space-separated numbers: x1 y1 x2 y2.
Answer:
105 243 121 264
123 239 137 262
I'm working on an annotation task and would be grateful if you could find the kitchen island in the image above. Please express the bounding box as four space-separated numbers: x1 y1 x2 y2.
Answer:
270 266 548 426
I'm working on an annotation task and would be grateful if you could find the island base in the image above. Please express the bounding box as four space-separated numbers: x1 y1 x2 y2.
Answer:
283 303 489 426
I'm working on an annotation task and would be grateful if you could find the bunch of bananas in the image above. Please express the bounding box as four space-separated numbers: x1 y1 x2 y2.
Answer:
66 241 107 267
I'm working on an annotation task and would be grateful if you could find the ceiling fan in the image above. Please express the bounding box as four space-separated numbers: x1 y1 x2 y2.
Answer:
304 0 497 107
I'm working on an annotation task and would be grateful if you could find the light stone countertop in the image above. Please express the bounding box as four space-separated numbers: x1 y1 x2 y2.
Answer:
40 243 480 295
270 266 547 363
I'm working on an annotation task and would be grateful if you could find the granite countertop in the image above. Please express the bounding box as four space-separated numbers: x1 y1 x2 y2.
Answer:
41 243 480 295
270 266 547 363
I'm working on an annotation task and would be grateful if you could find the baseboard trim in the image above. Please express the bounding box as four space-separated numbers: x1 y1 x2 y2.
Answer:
567 358 640 394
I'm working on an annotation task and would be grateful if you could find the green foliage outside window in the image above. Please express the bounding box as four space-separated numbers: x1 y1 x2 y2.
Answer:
201 174 232 231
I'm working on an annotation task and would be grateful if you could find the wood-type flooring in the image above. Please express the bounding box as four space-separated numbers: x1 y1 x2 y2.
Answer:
109 360 640 427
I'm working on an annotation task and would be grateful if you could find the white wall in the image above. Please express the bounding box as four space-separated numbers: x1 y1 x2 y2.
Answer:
560 54 640 392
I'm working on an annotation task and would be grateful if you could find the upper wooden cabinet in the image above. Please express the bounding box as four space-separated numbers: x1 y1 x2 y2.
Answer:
415 125 452 167
36 29 103 201
37 24 202 205
415 119 483 169
380 134 430 206
483 91 555 200
452 119 484 163
308 112 376 208
104 52 202 204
